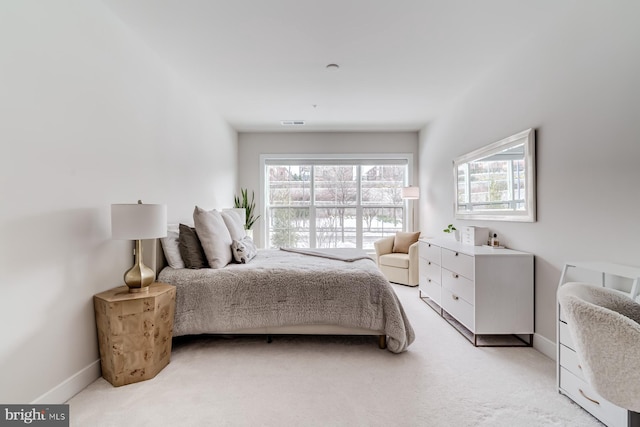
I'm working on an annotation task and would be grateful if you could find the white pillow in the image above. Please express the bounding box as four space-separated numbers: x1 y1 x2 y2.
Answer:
160 224 185 269
221 210 246 241
193 206 233 269
231 236 257 264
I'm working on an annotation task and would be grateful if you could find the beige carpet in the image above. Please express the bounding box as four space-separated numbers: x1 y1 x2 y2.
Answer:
67 284 602 426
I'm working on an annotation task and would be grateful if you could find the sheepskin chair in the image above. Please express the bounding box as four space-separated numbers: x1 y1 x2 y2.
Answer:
557 282 640 412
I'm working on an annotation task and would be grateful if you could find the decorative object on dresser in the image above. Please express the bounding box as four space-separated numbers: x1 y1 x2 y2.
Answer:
418 237 534 346
374 232 420 287
94 282 176 387
556 262 640 427
453 128 536 222
459 226 487 246
111 201 167 293
442 224 460 242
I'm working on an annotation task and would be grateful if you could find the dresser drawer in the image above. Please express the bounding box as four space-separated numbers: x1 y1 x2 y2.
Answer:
419 241 441 264
441 248 474 280
559 321 575 351
559 344 584 381
441 288 474 331
419 274 441 305
560 368 628 427
421 259 441 283
442 267 474 304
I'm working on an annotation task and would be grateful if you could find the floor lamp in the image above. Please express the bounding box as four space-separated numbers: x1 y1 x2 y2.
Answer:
401 186 419 232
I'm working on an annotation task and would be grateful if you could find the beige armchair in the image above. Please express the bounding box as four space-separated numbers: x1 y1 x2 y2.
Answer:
374 233 420 287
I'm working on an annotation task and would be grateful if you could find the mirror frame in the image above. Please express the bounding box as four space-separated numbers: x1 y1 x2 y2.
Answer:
453 128 536 222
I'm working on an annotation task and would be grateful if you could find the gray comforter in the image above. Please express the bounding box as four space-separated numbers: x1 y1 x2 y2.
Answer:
158 249 414 353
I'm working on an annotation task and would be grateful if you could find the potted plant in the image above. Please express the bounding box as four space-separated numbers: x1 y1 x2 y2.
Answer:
443 224 460 241
234 189 260 237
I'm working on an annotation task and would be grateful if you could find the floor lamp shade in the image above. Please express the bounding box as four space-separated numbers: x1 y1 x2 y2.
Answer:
111 203 167 292
401 186 420 200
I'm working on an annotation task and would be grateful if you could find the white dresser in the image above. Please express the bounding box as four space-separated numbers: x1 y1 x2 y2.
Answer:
418 238 534 346
557 262 640 427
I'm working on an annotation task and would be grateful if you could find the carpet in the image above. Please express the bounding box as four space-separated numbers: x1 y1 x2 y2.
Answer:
67 284 602 426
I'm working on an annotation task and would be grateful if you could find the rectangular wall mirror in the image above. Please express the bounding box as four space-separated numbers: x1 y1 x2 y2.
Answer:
453 128 536 222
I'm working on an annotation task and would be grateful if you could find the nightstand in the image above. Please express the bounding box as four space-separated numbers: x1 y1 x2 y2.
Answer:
94 282 176 387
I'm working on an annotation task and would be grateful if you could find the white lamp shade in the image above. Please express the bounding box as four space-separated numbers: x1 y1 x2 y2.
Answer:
111 203 167 240
401 186 420 200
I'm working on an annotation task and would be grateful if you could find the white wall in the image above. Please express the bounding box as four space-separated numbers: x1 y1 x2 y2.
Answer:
238 132 419 247
418 1 640 349
0 1 237 403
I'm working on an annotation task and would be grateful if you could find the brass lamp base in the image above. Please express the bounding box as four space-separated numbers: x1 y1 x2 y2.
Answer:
124 240 156 293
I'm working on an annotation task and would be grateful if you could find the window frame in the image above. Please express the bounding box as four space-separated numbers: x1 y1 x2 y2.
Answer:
260 153 415 250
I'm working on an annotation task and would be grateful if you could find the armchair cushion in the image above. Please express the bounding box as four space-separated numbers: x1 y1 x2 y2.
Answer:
392 232 421 254
379 253 410 269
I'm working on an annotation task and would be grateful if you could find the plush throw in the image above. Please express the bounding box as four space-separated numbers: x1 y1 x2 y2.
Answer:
193 206 233 269
231 236 257 264
221 210 246 241
158 249 415 353
178 224 208 269
392 231 421 253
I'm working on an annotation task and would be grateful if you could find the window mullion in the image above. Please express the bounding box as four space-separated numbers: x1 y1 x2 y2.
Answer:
309 165 316 248
356 165 363 249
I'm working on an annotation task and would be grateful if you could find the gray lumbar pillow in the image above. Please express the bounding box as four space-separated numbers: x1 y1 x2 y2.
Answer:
193 206 233 269
231 236 257 264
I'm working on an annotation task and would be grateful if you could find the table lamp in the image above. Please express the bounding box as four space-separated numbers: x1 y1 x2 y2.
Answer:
111 200 167 293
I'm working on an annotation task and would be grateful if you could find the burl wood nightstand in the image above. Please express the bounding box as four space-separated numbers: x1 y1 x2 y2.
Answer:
94 282 176 387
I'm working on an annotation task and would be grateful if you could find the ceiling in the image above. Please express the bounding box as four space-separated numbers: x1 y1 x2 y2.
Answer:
102 0 575 132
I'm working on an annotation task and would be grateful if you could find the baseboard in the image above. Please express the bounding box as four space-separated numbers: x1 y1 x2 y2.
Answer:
533 333 556 361
31 360 101 404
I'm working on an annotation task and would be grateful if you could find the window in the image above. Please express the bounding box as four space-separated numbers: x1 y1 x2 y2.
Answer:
263 156 411 250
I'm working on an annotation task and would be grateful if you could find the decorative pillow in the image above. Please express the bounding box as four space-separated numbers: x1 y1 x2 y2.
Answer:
221 210 246 241
193 206 233 269
392 231 421 254
160 223 186 269
231 236 258 264
178 224 208 269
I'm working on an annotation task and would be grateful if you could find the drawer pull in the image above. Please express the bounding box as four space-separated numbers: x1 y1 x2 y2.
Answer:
455 252 459 256
428 261 431 265
578 364 582 370
428 279 432 283
578 389 600 406
452 294 459 301
452 273 459 279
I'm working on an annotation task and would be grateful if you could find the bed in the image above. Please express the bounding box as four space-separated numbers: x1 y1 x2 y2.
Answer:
142 239 415 353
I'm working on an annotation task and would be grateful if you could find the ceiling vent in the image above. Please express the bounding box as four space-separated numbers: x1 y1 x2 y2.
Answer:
281 120 305 126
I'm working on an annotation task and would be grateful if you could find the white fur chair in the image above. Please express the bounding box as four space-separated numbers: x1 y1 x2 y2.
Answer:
374 234 419 287
557 282 640 412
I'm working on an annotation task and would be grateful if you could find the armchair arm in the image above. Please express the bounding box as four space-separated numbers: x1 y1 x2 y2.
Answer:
408 241 420 286
374 236 395 263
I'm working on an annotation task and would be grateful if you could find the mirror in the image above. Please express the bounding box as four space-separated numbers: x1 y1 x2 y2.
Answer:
454 128 536 222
